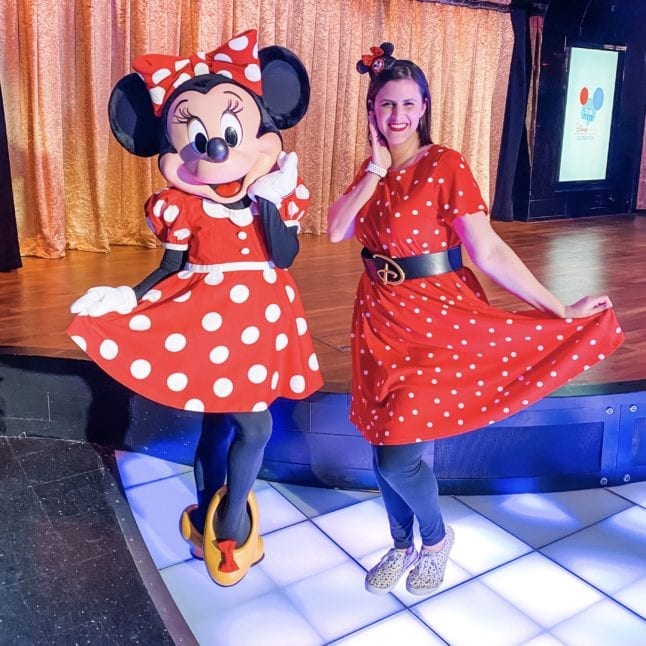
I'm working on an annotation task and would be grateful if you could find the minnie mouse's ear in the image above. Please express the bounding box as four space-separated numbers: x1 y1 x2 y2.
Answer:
108 73 161 157
259 46 310 130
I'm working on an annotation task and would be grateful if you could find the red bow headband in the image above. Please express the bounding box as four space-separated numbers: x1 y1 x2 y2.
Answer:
356 41 396 79
361 46 385 68
133 29 262 116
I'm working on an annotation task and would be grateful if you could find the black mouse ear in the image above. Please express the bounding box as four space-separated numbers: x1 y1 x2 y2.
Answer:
108 73 161 157
258 46 310 130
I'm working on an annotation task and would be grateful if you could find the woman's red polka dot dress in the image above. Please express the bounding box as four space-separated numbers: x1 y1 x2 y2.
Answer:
68 185 323 413
349 145 624 445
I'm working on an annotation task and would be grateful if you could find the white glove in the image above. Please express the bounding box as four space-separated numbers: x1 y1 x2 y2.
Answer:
70 285 137 317
248 151 298 209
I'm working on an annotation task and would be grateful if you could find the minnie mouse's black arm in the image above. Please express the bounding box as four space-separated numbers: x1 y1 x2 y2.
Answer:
256 197 299 269
132 248 186 299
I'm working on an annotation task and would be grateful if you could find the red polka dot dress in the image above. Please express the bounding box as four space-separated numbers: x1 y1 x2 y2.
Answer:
349 145 624 445
68 184 323 413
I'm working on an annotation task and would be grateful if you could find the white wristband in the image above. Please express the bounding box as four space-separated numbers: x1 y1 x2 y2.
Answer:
366 161 387 178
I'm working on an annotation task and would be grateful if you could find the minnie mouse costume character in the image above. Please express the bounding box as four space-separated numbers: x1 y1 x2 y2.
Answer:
68 30 323 586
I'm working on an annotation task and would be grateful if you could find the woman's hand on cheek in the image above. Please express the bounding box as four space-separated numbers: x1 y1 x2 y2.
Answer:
368 111 391 170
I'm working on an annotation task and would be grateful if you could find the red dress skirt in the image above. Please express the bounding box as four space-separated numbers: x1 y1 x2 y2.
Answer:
349 146 624 444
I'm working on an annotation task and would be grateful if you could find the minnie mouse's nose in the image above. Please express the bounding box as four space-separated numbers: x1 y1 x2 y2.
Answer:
206 137 229 162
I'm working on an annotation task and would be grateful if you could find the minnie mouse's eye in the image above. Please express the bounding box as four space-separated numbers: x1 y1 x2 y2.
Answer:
187 119 208 154
221 112 242 148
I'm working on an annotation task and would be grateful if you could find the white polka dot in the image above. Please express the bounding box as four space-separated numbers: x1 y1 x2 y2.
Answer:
213 378 234 397
290 375 306 394
264 268 277 284
131 359 152 379
265 304 281 323
308 353 319 371
209 346 229 364
202 312 223 332
252 401 268 412
245 63 261 82
276 333 288 351
184 399 205 412
271 371 280 389
165 333 186 352
229 34 249 50
71 335 87 352
296 317 308 335
173 291 192 303
162 205 179 223
205 271 224 285
230 284 250 303
167 373 188 391
241 326 260 344
129 315 152 331
99 340 119 360
285 285 295 302
248 364 268 384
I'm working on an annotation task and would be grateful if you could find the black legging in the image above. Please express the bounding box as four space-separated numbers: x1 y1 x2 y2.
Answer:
192 410 272 545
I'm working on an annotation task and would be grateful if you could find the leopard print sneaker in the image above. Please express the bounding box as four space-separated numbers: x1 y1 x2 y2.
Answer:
405 525 455 595
365 546 419 594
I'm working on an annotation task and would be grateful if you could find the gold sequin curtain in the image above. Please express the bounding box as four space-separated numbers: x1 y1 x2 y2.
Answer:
0 0 513 258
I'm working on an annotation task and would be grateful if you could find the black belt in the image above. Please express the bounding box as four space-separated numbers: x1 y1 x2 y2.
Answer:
361 245 463 285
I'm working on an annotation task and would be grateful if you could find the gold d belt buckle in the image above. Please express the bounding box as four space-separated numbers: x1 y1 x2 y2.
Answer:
373 254 405 285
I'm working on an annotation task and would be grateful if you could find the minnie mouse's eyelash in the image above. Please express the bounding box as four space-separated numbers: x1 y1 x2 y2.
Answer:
225 98 243 114
173 105 195 124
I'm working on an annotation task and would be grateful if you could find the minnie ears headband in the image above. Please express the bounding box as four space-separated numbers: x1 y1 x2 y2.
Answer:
133 29 262 116
356 42 396 78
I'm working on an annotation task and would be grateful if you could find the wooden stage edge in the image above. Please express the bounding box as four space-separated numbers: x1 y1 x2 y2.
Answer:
1 213 645 395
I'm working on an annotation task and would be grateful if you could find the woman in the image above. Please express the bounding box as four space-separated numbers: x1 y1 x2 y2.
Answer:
327 42 624 596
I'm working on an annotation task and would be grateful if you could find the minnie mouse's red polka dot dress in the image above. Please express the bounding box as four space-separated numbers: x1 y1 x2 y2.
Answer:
68 185 323 413
349 145 624 445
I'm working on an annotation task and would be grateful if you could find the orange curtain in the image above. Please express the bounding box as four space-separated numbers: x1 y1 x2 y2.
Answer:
0 0 513 258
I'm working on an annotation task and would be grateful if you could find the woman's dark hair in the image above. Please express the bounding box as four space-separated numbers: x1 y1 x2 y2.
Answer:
366 60 433 146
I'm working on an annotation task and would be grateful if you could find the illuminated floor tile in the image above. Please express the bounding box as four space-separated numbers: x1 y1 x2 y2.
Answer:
283 561 403 643
550 598 646 646
160 558 277 626
441 496 532 575
479 552 603 628
412 579 543 646
123 470 197 569
260 521 352 587
520 634 566 646
331 611 446 645
312 497 391 559
609 480 646 507
456 488 632 548
191 590 324 646
271 481 379 518
615 576 646 618
255 484 309 534
115 449 193 488
540 506 646 596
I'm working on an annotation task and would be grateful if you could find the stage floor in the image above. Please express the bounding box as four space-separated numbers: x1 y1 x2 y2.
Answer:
1 213 644 392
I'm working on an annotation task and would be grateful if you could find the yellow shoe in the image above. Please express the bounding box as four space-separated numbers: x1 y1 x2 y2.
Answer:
179 504 204 560
203 487 264 587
